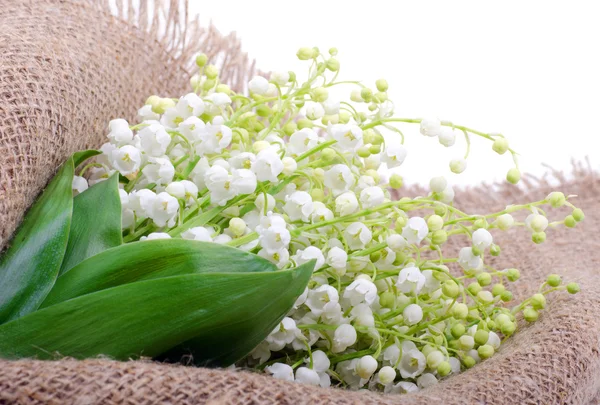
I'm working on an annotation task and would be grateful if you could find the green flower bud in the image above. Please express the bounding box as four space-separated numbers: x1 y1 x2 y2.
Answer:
463 356 476 368
297 47 315 60
492 137 509 155
311 87 328 102
458 335 475 350
523 307 539 322
338 110 351 123
496 213 514 230
394 216 407 232
506 168 521 184
437 361 452 377
204 64 219 79
431 230 448 245
321 114 339 125
477 290 494 304
388 173 403 190
476 273 492 287
532 231 546 244
357 146 371 158
567 282 580 294
471 246 482 257
448 339 460 350
490 244 501 256
256 105 272 117
309 188 324 202
360 88 373 102
442 280 460 298
190 74 200 89
154 97 175 114
326 58 340 71
365 169 380 184
283 122 297 136
368 143 381 154
477 344 495 359
495 313 511 326
531 293 547 310
369 250 381 263
500 320 516 336
506 268 520 282
452 303 469 319
451 323 466 338
350 90 363 103
328 47 338 56
297 118 314 129
546 274 561 287
427 215 444 231
379 291 395 309
375 78 389 92
450 158 467 174
474 329 490 346
564 215 577 228
491 283 506 296
500 291 513 302
434 205 447 216
486 320 496 330
216 84 231 93
547 191 566 208
202 78 216 91
195 53 208 67
468 282 482 295
422 345 436 358
572 208 585 222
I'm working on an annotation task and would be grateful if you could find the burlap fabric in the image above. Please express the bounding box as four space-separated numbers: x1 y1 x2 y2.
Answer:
1 2 599 404
0 0 257 249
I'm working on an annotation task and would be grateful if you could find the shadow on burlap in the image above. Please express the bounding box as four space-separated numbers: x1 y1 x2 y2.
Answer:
0 1 599 404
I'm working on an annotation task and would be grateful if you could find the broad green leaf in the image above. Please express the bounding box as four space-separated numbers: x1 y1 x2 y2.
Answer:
0 150 99 323
0 263 313 366
0 160 74 323
59 174 122 275
42 240 276 307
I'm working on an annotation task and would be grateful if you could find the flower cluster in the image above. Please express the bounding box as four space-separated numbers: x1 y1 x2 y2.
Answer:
75 47 583 392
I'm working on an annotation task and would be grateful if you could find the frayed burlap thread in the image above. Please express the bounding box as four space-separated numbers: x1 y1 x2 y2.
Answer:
0 169 599 405
0 0 257 249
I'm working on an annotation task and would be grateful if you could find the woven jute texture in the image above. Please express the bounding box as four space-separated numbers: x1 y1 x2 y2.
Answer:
1 1 599 404
0 167 598 404
0 0 257 249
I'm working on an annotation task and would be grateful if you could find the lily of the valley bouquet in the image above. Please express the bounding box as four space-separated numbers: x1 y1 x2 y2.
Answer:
0 48 583 393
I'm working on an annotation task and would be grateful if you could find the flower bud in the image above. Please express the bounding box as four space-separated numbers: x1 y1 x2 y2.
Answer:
547 191 566 208
474 329 489 346
451 323 466 338
426 215 444 231
452 303 469 319
195 53 208 67
547 274 561 287
326 58 340 71
252 140 271 153
378 366 396 384
437 361 452 377
297 47 316 60
375 78 389 92
506 168 521 184
491 283 505 296
360 88 373 102
500 291 513 302
467 282 482 295
311 87 328 102
476 273 492 286
490 244 501 256
389 173 403 189
442 280 460 298
449 158 467 174
473 218 488 230
477 344 494 359
379 291 396 309
282 157 297 176
459 335 475 350
427 351 445 369
190 74 200 89
532 231 546 244
297 118 314 129
567 282 580 294
356 355 378 379
357 146 371 158
431 230 448 245
572 208 585 222
350 89 363 103
463 356 476 368
564 215 577 228
506 268 520 282
500 320 516 336
523 307 539 322
204 64 219 79
321 148 336 162
531 293 546 310
492 138 509 155
228 218 246 237
496 213 514 230
477 290 494 304
434 205 447 217
283 122 297 136
429 176 447 193
311 188 325 202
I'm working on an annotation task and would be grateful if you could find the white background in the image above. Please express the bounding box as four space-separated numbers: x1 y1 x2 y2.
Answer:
192 1 600 186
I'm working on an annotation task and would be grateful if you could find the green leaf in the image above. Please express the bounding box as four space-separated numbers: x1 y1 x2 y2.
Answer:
0 263 313 366
59 174 122 275
0 159 75 323
42 240 276 307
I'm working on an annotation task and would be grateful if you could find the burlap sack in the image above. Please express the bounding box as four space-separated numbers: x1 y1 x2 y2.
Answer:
0 0 257 249
1 2 599 404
